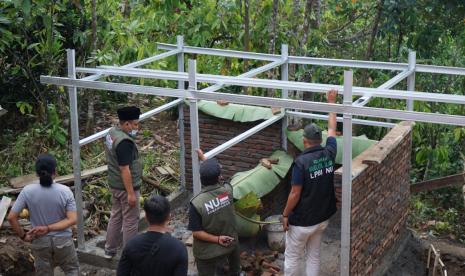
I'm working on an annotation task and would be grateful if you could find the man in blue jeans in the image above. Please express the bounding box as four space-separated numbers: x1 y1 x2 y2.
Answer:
8 154 79 275
282 89 338 276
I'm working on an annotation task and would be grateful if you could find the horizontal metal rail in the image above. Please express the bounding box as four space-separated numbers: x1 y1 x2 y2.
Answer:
40 76 465 127
74 66 465 105
82 49 181 81
287 111 396 128
79 99 183 146
353 69 414 107
157 43 279 62
158 43 465 75
203 114 284 159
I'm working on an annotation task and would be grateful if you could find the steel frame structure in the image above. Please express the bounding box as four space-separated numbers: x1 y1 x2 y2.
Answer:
40 35 465 276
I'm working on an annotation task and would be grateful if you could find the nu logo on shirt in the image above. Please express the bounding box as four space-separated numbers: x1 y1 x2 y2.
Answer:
204 192 231 215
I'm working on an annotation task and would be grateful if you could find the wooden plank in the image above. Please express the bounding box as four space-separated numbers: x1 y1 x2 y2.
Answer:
0 196 12 228
141 176 171 195
9 174 37 189
163 166 175 176
410 173 465 193
9 165 108 189
156 166 169 176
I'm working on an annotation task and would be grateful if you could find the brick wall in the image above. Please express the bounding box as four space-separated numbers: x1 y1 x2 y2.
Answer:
334 121 413 275
183 107 282 190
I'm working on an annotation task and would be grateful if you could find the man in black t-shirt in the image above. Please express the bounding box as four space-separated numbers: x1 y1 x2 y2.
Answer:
117 195 188 276
282 89 338 276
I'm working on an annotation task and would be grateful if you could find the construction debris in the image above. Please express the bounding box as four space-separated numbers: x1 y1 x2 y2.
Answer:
0 196 12 228
240 250 283 275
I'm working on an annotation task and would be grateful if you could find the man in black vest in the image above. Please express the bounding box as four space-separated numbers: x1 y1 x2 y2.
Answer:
282 89 338 276
188 149 241 276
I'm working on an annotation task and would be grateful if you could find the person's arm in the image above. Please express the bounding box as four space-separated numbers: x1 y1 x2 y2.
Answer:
7 211 31 241
282 185 302 231
7 191 33 241
327 89 338 137
196 149 207 161
29 211 77 236
192 231 233 247
116 141 137 207
173 244 188 276
282 164 304 231
120 165 136 207
117 246 133 276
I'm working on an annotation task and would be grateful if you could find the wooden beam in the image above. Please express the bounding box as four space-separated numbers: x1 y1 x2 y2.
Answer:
410 173 465 193
0 196 12 228
9 165 108 189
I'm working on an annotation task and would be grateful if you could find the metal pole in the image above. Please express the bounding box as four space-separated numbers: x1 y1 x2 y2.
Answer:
407 50 416 111
341 70 353 276
177 36 186 191
67 49 85 249
281 44 289 150
188 60 201 195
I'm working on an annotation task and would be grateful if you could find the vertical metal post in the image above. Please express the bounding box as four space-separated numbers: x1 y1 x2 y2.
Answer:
341 70 353 276
188 59 201 195
407 50 416 111
177 36 186 191
67 49 85 249
281 44 289 150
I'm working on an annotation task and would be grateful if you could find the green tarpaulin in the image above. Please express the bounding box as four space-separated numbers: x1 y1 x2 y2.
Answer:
197 100 275 122
285 129 378 164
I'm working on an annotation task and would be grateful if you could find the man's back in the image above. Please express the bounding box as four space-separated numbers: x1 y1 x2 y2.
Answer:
11 182 76 237
117 231 188 276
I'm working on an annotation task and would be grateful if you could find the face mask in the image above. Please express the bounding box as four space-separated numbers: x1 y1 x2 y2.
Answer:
129 129 138 137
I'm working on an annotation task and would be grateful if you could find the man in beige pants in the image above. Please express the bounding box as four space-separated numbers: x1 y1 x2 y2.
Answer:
282 89 338 276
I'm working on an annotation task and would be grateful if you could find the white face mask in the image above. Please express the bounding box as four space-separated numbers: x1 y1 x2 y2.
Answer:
129 129 138 137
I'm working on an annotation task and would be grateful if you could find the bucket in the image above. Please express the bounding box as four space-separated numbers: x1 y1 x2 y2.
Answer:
264 215 285 252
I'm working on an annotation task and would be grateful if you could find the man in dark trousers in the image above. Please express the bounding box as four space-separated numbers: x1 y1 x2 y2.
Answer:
117 194 188 276
8 154 79 275
104 106 143 257
188 149 241 276
282 89 338 276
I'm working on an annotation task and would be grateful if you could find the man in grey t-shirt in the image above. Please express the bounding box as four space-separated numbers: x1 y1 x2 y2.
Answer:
8 154 79 275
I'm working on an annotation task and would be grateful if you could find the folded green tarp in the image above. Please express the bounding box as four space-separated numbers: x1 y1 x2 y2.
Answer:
197 100 275 122
231 150 293 199
285 129 378 164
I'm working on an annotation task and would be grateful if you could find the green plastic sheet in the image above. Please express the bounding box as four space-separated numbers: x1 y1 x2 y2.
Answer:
285 129 378 164
197 100 275 122
231 150 293 199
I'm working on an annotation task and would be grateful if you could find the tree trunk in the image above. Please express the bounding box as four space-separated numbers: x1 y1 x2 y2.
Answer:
243 0 250 71
362 0 383 86
299 0 314 54
267 0 279 97
313 0 321 29
365 0 383 61
85 0 97 135
122 0 131 18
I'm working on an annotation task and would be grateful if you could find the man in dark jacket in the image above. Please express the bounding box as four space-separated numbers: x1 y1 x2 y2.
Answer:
188 149 240 276
117 195 188 276
282 89 338 276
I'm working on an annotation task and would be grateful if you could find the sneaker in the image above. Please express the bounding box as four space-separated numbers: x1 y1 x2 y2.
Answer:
103 249 116 259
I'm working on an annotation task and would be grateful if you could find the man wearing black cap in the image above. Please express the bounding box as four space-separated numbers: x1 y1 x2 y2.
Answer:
282 89 338 276
188 149 241 276
104 106 143 257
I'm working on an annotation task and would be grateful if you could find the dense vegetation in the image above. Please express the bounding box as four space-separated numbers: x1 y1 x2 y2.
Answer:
1 0 465 242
